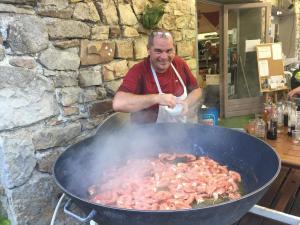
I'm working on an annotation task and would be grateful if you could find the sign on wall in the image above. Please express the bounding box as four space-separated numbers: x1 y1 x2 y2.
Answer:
256 42 288 93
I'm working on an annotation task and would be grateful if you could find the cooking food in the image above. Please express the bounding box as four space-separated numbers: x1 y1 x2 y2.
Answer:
88 153 242 210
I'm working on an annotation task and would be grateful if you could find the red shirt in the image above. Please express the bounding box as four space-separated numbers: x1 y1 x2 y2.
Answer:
118 56 199 123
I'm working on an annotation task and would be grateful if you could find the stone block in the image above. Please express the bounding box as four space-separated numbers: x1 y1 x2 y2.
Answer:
78 66 102 87
110 26 121 38
56 87 82 106
80 40 115 65
45 18 90 39
177 40 195 58
52 39 81 49
0 66 59 130
134 37 148 59
9 57 37 69
73 1 100 22
32 122 82 150
116 40 134 59
8 16 48 54
119 3 138 26
0 134 36 188
39 48 80 71
123 26 139 38
92 25 109 40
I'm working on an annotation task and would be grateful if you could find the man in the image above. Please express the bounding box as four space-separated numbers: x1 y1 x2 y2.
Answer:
113 29 202 123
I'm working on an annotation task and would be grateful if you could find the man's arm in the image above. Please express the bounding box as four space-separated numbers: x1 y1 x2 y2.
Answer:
112 91 178 113
185 87 202 107
178 87 202 115
288 86 300 97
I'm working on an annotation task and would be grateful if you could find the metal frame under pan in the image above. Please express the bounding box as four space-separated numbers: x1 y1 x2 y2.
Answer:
53 112 283 225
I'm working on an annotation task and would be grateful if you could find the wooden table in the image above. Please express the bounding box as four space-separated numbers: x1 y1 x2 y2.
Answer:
245 124 300 167
263 128 300 168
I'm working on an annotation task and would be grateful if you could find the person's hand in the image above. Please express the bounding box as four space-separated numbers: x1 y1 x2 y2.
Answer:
288 86 300 98
177 99 188 115
158 93 177 108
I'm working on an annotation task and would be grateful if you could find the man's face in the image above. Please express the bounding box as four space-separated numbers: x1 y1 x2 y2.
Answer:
148 35 175 73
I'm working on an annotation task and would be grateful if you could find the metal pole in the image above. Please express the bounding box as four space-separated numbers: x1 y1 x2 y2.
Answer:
250 205 300 225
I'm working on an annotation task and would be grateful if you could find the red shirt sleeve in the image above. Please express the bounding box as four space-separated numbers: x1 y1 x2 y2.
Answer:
117 60 146 94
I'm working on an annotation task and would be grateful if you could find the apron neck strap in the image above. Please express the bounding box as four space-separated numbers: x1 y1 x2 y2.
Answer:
150 64 163 94
150 63 187 95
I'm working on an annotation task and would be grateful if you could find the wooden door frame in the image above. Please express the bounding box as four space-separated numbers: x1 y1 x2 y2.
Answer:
221 2 271 118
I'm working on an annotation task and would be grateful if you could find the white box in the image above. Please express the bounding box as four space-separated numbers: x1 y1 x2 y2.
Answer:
206 74 219 85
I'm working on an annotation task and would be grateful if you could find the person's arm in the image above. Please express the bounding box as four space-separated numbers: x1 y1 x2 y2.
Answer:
112 91 178 113
288 86 300 97
185 87 202 107
178 87 202 115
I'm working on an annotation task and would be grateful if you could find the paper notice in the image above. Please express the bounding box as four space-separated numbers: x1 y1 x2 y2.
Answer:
258 60 269 77
245 39 261 52
272 43 282 60
257 46 272 59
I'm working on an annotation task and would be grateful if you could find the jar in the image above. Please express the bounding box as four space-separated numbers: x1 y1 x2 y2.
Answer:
255 117 266 139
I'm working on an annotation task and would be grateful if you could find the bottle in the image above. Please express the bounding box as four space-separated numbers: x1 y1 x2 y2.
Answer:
255 116 266 139
276 102 284 134
288 103 297 136
267 104 277 140
296 111 300 130
262 102 272 125
283 101 291 127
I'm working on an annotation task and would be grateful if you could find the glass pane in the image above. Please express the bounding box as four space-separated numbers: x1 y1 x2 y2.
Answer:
227 7 266 99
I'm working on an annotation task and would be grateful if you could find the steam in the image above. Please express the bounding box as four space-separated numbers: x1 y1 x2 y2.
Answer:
60 121 195 199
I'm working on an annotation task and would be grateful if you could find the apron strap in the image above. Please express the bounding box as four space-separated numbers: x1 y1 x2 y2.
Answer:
150 64 163 94
151 63 187 96
171 63 187 95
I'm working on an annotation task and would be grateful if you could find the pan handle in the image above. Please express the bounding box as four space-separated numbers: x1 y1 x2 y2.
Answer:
64 199 97 223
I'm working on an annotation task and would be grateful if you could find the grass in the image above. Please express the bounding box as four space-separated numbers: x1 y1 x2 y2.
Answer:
0 216 10 225
218 114 255 128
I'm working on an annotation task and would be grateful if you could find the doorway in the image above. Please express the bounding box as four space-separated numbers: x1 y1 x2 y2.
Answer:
196 1 272 118
196 1 222 114
222 3 271 117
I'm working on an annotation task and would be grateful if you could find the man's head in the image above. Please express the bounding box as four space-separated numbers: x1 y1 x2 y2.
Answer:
147 29 175 73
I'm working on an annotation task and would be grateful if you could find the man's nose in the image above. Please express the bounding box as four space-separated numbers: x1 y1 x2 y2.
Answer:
160 51 169 58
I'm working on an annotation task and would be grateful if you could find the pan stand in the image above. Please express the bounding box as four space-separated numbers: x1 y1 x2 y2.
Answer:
249 205 300 225
88 205 300 225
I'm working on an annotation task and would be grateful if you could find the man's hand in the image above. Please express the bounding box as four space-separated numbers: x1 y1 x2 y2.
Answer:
158 93 177 108
179 100 189 115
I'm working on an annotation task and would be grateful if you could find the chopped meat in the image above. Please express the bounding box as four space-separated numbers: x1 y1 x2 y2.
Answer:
88 153 242 210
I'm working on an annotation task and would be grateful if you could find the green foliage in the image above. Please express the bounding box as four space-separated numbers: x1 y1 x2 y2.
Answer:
140 3 165 29
0 216 10 225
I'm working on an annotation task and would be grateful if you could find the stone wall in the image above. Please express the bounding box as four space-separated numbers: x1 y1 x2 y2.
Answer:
0 0 197 224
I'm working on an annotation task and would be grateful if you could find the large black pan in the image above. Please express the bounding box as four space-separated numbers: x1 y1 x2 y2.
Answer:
54 113 281 225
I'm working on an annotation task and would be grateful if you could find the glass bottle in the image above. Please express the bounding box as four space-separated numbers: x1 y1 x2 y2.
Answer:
267 104 277 140
255 116 266 139
288 103 297 136
283 101 291 127
262 103 272 125
296 111 300 130
276 102 284 134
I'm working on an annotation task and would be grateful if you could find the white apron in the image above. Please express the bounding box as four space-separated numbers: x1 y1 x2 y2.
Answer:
151 63 187 123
